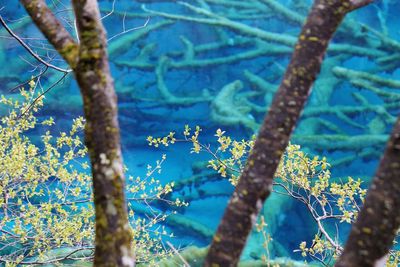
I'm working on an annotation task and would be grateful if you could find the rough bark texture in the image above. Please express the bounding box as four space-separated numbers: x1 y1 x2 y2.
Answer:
72 1 134 266
203 0 372 266
20 0 79 68
20 0 134 266
335 117 400 267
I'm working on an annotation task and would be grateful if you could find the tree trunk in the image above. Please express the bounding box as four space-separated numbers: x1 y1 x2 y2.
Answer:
203 0 373 266
20 1 134 266
335 117 400 267
72 1 134 266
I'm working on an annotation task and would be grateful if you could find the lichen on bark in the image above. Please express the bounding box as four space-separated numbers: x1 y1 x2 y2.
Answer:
20 0 134 266
335 118 400 267
203 0 374 266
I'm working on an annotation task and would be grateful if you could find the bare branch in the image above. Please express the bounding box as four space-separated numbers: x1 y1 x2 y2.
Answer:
18 72 68 119
101 0 116 20
0 15 71 73
107 16 150 42
19 0 79 68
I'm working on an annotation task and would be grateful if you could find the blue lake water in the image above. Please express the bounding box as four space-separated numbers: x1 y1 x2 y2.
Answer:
0 0 399 265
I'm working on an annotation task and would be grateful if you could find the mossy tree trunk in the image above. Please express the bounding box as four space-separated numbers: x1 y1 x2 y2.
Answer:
203 0 373 266
335 117 400 267
20 0 134 266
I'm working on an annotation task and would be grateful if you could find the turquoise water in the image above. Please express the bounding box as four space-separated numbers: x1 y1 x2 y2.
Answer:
0 0 399 265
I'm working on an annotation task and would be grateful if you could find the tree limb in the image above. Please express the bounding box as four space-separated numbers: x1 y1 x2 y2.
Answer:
0 15 71 73
203 0 373 266
20 0 79 68
335 117 400 266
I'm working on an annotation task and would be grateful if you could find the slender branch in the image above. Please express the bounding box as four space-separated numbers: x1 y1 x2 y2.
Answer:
0 15 71 73
19 0 79 68
18 72 68 118
101 0 116 20
0 247 94 265
107 16 150 42
9 66 48 92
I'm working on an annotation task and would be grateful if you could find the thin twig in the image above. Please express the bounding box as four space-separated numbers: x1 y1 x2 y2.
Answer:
0 15 71 73
9 67 49 92
166 241 190 267
18 72 68 119
101 0 116 20
107 16 150 42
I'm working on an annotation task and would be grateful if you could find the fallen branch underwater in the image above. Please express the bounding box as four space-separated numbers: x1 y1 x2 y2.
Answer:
2 0 399 265
106 0 400 155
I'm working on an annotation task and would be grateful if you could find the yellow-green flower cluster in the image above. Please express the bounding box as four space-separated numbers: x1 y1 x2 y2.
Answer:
0 81 93 265
0 81 182 266
150 126 398 265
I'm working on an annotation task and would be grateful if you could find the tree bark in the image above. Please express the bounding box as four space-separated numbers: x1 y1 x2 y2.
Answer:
20 0 79 68
203 0 373 266
20 1 134 266
335 117 400 267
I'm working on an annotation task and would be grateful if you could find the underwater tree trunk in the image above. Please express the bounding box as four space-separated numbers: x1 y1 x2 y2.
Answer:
335 117 400 267
20 0 134 266
203 0 373 266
